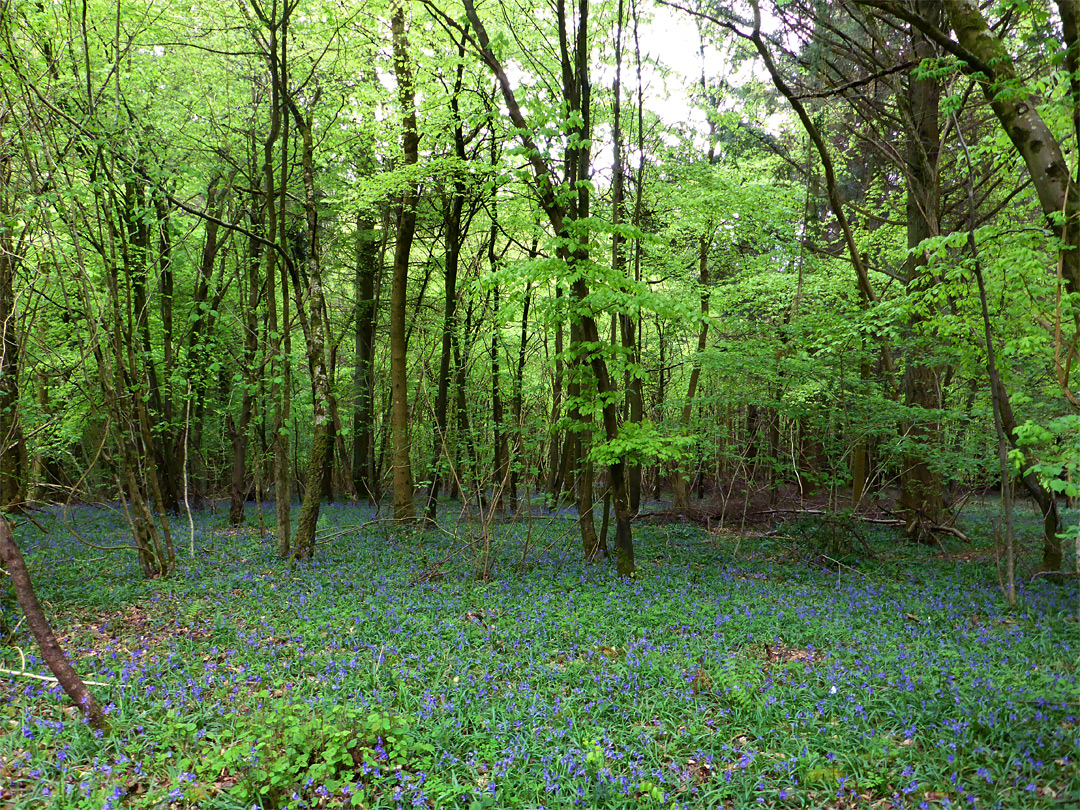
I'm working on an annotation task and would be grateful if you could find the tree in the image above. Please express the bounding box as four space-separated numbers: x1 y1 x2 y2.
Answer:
854 0 1075 569
390 2 420 523
440 0 637 575
0 518 108 728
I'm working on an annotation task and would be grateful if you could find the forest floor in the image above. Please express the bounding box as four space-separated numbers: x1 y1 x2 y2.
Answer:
1 498 1077 809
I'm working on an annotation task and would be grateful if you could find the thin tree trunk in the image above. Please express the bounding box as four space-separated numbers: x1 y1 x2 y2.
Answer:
352 207 381 503
390 3 418 523
453 319 476 499
612 0 641 516
510 279 533 508
124 179 179 513
627 0 648 510
0 170 21 511
290 104 332 561
252 1 293 557
851 337 871 506
228 165 264 525
0 519 108 729
461 0 635 574
568 322 599 557
547 286 565 498
426 31 470 522
673 232 711 512
883 0 1072 568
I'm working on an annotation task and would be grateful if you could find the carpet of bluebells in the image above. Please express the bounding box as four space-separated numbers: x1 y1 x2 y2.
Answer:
1 500 1077 809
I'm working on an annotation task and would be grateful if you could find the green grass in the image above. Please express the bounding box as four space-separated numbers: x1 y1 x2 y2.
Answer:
1 500 1077 809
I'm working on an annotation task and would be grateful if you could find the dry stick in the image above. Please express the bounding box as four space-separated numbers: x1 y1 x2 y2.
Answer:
315 520 385 547
0 667 110 688
0 519 109 729
1 646 110 687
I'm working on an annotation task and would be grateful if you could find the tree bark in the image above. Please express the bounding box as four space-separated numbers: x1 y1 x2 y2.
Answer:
453 307 478 499
510 279 533 507
252 0 293 557
390 3 418 523
547 286 565 499
352 207 381 503
898 0 946 539
437 0 637 570
568 323 600 557
915 0 1073 567
122 177 179 513
673 232 711 512
228 163 265 526
0 519 109 729
426 32 470 522
0 144 22 511
612 0 641 516
182 174 229 505
290 104 332 561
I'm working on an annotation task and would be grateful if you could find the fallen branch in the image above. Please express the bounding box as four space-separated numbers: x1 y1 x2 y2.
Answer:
0 666 111 688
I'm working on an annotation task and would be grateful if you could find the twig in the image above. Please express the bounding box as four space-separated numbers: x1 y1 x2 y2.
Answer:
315 520 387 546
0 666 111 688
1027 569 1080 582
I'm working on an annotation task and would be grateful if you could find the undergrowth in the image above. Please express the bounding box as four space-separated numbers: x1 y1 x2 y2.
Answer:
1 500 1077 809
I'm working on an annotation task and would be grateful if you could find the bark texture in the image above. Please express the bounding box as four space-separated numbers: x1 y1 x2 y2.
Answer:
899 0 946 538
0 518 109 729
390 3 418 523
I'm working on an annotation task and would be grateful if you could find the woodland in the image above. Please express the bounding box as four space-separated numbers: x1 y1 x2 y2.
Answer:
0 0 1079 807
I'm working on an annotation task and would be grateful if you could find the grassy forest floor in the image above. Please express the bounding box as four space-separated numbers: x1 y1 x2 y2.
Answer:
1 498 1077 809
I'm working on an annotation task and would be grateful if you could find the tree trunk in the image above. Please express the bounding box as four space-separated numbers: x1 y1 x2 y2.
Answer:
612 0 641 516
673 233 711 512
352 207 381 503
491 282 509 511
510 279 533 508
254 2 293 557
931 0 1073 567
568 323 599 557
290 105 332 561
426 33 471 522
183 174 229 507
425 188 461 519
0 519 109 729
462 0 635 574
628 5 648 511
547 286 565 499
0 170 21 511
453 311 477 500
390 4 418 523
898 1 946 539
123 178 179 514
228 172 265 526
